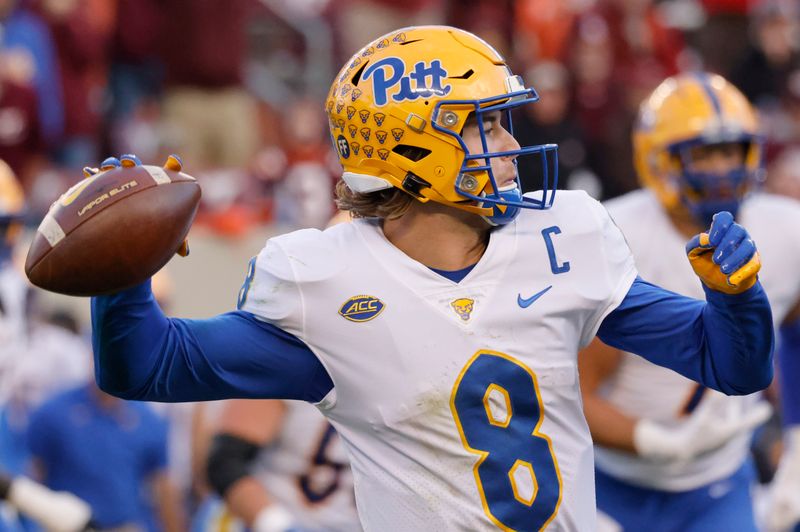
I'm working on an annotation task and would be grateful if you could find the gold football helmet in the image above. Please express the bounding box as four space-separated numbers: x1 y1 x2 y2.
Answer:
325 26 558 225
0 159 24 255
633 73 763 224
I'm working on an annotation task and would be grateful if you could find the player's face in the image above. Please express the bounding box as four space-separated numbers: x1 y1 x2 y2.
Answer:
683 142 745 175
461 111 521 190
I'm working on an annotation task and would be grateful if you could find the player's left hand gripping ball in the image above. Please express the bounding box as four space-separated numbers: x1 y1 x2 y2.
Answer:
685 211 760 294
25 154 200 297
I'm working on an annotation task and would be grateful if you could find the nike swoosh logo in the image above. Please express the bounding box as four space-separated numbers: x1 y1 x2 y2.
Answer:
517 285 552 308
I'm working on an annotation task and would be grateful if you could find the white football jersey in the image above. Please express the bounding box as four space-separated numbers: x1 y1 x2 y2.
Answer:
251 400 360 531
596 189 800 491
241 190 637 531
0 264 90 410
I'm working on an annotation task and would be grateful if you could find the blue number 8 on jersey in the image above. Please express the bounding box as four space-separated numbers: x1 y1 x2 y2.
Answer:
451 351 562 531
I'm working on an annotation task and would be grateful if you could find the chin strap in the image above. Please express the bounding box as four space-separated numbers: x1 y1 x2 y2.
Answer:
481 187 522 226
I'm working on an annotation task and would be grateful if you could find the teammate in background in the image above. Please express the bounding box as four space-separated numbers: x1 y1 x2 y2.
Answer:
90 27 774 530
0 160 90 530
199 399 360 531
578 73 800 532
26 382 186 531
762 148 800 532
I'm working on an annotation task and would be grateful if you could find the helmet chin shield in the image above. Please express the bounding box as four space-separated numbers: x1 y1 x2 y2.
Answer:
432 75 559 225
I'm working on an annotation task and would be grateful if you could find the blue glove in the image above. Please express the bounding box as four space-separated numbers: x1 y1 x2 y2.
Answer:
686 211 760 294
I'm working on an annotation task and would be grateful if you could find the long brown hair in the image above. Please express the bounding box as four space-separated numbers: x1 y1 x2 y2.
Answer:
334 180 415 220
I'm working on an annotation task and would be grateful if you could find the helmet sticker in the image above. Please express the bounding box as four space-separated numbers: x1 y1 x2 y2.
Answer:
336 135 350 159
361 57 452 106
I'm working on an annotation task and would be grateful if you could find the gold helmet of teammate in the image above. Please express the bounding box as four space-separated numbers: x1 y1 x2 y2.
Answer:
633 72 763 225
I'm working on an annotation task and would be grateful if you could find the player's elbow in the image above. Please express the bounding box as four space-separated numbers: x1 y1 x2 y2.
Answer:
718 365 773 396
94 374 138 400
743 365 774 394
93 362 150 400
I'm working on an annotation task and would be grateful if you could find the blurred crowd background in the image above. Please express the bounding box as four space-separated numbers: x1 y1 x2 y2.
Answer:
3 0 800 235
2 0 800 529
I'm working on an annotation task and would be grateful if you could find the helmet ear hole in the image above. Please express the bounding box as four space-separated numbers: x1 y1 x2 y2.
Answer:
392 145 431 162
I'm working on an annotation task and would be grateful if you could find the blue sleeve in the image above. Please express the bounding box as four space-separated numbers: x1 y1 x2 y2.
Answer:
91 281 333 403
598 276 774 395
778 318 800 426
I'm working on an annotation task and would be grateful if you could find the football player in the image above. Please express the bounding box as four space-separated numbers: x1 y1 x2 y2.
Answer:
579 73 800 531
0 160 91 529
89 27 774 530
200 399 360 531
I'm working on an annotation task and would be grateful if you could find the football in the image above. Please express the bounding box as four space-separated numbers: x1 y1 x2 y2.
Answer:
25 163 201 296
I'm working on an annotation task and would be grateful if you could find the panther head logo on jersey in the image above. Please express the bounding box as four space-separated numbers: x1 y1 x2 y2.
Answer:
450 298 475 321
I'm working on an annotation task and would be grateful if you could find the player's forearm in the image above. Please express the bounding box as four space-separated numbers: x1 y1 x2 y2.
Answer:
91 280 168 399
699 281 774 394
778 319 800 427
91 280 333 402
225 477 275 526
152 474 187 532
598 277 774 395
582 395 637 453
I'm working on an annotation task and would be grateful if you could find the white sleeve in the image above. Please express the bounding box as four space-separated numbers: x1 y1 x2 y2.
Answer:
579 199 638 348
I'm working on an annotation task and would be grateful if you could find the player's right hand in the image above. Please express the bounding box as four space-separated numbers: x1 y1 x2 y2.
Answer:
633 393 772 464
84 154 190 257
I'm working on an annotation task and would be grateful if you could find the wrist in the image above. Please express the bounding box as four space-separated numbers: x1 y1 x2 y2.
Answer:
702 277 763 303
252 504 294 532
633 419 675 461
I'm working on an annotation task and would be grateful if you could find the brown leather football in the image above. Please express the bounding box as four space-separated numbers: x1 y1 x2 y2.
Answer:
25 163 201 296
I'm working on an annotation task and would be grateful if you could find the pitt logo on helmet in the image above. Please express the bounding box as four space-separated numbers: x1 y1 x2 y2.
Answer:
361 57 452 106
339 295 386 322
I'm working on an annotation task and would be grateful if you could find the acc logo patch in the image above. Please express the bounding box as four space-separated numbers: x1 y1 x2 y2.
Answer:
339 295 385 322
451 298 475 321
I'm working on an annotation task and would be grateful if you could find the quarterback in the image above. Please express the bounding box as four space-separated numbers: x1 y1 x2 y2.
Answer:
90 27 773 531
579 73 800 531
